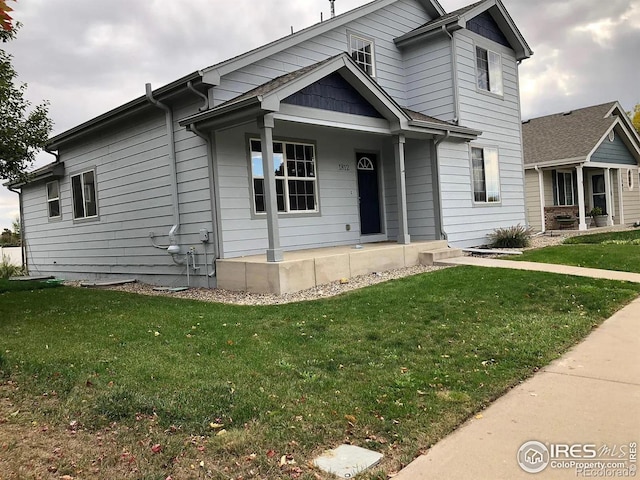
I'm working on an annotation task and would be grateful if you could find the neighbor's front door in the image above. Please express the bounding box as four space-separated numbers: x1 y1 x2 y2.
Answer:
356 153 382 235
592 174 607 213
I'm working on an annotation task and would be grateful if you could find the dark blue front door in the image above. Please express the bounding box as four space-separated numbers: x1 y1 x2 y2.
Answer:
356 153 381 235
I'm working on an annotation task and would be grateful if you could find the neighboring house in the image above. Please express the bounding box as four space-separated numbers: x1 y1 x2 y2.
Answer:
523 102 640 232
6 0 532 290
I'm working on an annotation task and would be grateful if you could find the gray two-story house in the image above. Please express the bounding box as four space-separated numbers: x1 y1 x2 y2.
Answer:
9 0 532 293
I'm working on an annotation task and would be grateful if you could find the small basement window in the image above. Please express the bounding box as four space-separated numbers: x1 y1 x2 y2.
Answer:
46 180 61 219
71 170 98 219
349 34 375 76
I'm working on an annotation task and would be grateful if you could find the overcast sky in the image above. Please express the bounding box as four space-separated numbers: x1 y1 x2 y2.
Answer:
1 0 639 231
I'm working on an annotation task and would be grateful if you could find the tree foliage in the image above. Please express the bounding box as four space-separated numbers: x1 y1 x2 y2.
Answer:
0 0 14 32
630 104 640 134
1 2 53 183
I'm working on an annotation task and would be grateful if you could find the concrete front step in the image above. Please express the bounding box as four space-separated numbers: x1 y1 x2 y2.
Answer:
419 248 463 266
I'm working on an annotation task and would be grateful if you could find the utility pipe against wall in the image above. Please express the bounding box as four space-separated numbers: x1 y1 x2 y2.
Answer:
145 83 181 248
7 186 26 272
433 131 451 241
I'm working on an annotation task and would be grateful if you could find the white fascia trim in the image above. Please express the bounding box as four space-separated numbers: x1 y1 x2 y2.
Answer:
524 157 587 169
608 102 640 149
588 161 639 169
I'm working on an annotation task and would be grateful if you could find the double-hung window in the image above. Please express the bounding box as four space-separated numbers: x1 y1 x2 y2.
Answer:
71 170 98 219
476 46 503 95
349 34 375 76
46 181 61 219
552 170 576 206
250 139 317 214
471 146 501 203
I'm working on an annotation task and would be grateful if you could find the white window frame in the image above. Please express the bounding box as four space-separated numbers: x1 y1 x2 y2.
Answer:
609 130 615 142
46 180 61 220
250 139 318 215
349 33 376 77
470 145 501 204
475 45 503 96
553 170 576 206
71 169 99 220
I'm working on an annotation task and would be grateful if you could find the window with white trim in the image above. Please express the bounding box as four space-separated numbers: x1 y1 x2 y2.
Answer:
71 170 98 219
250 139 317 214
609 130 615 142
476 46 503 95
627 169 634 191
552 170 576 206
471 146 501 203
349 34 375 76
46 181 61 219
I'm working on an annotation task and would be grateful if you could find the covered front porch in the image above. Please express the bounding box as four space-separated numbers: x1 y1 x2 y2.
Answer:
532 163 640 232
216 240 460 294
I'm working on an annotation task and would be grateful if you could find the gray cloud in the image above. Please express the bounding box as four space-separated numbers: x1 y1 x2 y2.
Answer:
1 0 638 230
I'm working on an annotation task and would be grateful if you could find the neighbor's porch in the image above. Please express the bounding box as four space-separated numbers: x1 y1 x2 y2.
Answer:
533 164 640 231
216 240 460 294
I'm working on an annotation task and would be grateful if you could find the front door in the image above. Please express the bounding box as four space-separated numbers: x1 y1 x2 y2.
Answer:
356 153 381 235
592 174 607 213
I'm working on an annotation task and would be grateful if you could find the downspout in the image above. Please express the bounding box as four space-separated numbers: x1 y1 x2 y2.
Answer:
442 26 459 125
7 186 26 273
433 131 451 241
145 84 181 250
188 124 220 256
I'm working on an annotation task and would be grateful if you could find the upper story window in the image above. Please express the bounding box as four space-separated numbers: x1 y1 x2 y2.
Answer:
476 46 503 96
349 34 375 77
250 139 318 214
471 146 501 203
71 170 98 219
46 181 61 219
552 170 576 206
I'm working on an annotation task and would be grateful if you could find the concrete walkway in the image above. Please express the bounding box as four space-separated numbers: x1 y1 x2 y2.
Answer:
438 256 640 283
395 288 640 479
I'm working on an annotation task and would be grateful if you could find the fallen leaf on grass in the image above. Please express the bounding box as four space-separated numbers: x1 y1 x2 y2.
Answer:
151 444 162 453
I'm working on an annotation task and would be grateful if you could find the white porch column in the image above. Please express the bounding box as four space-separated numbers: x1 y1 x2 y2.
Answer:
536 167 546 232
605 167 614 226
618 168 625 225
576 165 587 230
394 134 410 245
258 114 283 262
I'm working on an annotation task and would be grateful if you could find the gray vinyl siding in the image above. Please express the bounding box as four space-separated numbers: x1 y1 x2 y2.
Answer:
524 169 542 231
439 29 526 247
21 96 216 286
405 139 437 238
212 0 433 108
215 122 395 258
591 134 638 166
622 170 640 223
402 35 456 121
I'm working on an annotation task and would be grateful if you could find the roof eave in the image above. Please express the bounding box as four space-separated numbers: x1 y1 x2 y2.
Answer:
4 162 65 188
47 71 204 150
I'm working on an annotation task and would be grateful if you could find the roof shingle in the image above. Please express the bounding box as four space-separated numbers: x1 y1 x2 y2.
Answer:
522 102 617 165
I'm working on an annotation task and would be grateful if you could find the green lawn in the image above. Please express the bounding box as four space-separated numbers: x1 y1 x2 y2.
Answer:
1 267 639 478
514 230 640 273
0 278 63 293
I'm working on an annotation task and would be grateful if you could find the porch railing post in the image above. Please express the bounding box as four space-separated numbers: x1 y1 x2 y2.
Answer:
618 168 625 225
258 114 284 262
605 168 614 226
394 134 410 245
576 165 587 230
537 167 546 232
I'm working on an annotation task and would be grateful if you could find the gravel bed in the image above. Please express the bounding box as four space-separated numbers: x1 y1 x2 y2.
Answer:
68 264 448 306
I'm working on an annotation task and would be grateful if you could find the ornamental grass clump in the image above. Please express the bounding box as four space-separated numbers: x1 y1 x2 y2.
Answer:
488 224 532 248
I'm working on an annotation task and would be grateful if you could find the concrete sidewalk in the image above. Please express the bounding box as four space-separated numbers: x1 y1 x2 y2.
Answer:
438 256 640 283
394 296 640 480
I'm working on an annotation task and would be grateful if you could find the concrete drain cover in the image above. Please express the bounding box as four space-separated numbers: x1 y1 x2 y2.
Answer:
313 444 383 478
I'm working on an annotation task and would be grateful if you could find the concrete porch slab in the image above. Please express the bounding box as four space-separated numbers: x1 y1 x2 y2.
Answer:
217 241 453 294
